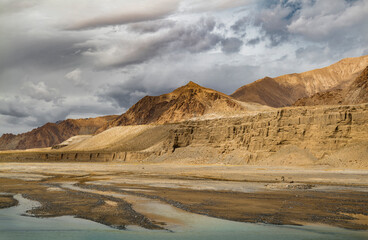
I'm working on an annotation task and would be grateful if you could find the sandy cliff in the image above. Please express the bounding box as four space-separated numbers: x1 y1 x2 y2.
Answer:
231 55 368 107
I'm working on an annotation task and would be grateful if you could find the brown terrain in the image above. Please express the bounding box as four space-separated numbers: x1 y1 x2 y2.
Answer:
0 103 367 169
0 115 117 150
97 81 269 132
231 55 368 107
294 65 368 106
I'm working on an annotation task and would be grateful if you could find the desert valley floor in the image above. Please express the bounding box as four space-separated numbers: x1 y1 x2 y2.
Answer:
1 162 368 233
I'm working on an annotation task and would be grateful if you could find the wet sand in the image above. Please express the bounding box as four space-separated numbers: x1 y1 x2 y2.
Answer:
0 163 368 230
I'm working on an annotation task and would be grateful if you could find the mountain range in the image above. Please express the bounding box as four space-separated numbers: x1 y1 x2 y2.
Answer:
294 65 368 106
0 116 117 150
231 55 368 107
0 55 367 151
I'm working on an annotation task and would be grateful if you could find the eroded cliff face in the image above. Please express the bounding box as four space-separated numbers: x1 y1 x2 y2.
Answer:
231 55 368 107
156 104 368 167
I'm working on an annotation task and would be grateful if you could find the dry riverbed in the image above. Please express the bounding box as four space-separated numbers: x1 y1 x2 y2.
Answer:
0 163 368 231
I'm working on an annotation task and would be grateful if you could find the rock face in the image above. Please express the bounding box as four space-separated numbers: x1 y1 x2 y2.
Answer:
294 66 368 106
0 116 117 150
231 55 368 107
98 81 261 132
155 104 368 167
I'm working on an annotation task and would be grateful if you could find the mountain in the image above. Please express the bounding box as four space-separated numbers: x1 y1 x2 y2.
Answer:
97 81 268 132
294 65 368 106
231 55 368 107
0 115 117 150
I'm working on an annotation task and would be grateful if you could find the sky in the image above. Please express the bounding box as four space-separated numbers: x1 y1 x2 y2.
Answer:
0 0 368 135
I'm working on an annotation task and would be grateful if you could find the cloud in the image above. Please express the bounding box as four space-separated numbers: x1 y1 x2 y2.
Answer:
127 20 176 34
0 0 42 14
253 1 301 46
181 0 254 12
22 82 62 103
231 16 248 34
246 37 261 45
65 68 84 87
83 17 244 69
245 0 368 48
0 32 87 73
295 45 329 64
221 38 243 53
67 0 179 30
0 97 29 118
98 81 149 109
287 0 368 41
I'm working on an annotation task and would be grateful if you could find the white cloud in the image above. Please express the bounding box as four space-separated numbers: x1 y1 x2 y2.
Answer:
287 0 368 41
65 68 84 87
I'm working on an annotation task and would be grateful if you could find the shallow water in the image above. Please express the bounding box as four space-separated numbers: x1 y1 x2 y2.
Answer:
1 194 368 240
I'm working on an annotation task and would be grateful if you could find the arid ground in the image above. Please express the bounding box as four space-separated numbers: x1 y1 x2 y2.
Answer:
1 162 368 231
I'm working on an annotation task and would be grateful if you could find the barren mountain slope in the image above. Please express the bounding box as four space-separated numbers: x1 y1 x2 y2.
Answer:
60 124 173 152
231 55 368 107
294 65 368 106
98 81 266 132
0 115 117 150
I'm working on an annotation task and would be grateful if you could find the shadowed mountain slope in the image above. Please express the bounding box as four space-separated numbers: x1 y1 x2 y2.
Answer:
231 55 368 107
0 116 117 150
294 65 368 106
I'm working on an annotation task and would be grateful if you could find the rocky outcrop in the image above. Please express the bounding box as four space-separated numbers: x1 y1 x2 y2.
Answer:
294 66 368 106
154 104 368 167
0 115 117 150
231 55 368 107
97 81 266 132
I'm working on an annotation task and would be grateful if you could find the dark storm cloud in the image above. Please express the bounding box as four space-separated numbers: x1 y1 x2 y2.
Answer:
88 18 243 70
66 1 179 30
97 78 151 109
85 18 213 69
0 99 29 118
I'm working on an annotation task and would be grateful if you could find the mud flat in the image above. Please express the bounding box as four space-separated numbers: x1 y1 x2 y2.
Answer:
0 162 368 231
